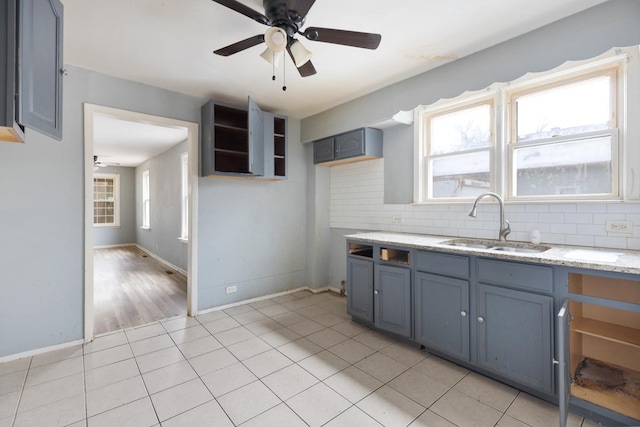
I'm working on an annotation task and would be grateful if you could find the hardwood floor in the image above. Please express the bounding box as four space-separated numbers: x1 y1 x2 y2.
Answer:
94 246 187 335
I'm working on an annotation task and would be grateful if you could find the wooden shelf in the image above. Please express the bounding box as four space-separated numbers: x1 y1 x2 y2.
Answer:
572 316 640 349
572 358 640 420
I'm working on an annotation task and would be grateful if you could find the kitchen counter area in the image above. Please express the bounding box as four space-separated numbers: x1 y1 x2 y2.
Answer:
344 231 640 426
345 231 640 275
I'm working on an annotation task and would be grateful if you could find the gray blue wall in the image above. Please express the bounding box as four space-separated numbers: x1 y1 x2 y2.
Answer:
196 118 308 310
0 66 204 357
135 140 188 271
0 66 309 358
93 165 136 247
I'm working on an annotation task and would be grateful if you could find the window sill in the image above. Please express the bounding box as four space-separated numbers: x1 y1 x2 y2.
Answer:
94 224 121 228
178 237 188 243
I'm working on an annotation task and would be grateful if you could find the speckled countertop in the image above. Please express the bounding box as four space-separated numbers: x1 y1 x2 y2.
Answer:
345 232 640 275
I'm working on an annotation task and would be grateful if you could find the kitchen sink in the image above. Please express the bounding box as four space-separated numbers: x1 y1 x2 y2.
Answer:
440 239 550 253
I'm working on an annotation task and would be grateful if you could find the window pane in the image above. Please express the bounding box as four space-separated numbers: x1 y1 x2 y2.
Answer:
514 136 612 196
430 104 491 155
516 76 611 142
431 150 490 198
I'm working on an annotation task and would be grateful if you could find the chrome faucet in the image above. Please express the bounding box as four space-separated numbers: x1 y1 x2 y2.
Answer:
469 192 511 242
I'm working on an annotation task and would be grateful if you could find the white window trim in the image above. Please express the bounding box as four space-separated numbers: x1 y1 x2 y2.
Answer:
93 173 120 227
141 169 150 229
414 47 638 204
180 152 189 241
418 95 496 203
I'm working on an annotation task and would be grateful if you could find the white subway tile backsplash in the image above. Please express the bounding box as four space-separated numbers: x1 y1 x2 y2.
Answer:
565 235 595 247
329 159 640 250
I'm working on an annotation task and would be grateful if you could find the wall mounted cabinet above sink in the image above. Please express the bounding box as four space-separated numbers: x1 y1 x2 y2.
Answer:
313 127 382 166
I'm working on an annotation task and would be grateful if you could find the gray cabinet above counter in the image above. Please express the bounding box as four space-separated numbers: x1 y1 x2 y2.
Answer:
313 127 382 166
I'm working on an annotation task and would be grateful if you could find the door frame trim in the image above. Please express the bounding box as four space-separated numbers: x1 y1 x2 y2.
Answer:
83 103 199 342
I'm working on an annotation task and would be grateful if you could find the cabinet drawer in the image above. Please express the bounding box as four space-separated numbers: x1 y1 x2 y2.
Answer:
478 259 553 293
415 251 469 279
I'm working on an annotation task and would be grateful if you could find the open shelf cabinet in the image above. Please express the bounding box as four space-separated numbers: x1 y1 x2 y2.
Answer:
560 272 640 423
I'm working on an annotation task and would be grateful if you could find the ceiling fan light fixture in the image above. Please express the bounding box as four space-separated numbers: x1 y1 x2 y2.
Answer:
289 40 313 67
260 48 282 66
264 27 287 52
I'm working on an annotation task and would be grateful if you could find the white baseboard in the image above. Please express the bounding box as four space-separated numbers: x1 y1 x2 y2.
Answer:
0 339 85 364
197 286 337 315
135 244 188 276
93 243 136 249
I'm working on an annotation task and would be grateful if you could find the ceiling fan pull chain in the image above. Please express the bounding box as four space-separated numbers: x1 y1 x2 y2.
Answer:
271 51 276 81
282 57 287 91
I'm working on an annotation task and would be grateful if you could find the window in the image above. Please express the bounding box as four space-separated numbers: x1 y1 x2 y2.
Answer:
416 53 627 203
421 100 494 200
508 69 618 199
142 169 150 229
93 174 119 226
180 152 189 240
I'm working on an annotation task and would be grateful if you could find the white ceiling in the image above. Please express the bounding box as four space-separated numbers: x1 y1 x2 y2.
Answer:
65 0 606 166
93 114 188 167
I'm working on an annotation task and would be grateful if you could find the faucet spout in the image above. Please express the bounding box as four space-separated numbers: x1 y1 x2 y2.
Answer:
468 192 511 242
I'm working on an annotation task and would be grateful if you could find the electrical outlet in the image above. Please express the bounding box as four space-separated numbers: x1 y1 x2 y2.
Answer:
225 285 237 294
605 220 633 233
392 215 402 224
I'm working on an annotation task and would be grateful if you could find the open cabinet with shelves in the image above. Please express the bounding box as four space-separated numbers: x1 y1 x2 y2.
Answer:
559 272 640 425
201 98 286 179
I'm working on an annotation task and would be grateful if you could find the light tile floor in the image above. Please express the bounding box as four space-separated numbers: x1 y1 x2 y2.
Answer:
0 291 599 427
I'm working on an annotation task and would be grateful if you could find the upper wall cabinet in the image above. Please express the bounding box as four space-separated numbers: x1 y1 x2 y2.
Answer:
313 128 382 166
201 98 287 180
1 0 63 142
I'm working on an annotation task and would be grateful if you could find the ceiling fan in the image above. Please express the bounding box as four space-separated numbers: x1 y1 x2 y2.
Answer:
211 0 382 77
93 155 120 169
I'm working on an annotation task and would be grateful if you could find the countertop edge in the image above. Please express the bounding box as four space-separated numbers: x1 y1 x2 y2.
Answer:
344 232 640 275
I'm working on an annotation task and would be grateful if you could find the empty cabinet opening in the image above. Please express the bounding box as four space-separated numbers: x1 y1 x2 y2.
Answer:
348 243 373 258
568 273 640 420
380 247 410 265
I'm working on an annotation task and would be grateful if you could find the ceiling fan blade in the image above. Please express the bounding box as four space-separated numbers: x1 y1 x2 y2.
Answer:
297 60 317 77
287 46 316 77
302 27 381 49
211 0 270 25
286 0 316 21
214 34 265 56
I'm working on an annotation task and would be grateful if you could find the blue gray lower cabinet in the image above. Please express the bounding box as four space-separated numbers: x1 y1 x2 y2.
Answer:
557 300 571 427
374 264 411 338
415 272 470 361
346 257 374 323
476 283 553 394
347 241 640 426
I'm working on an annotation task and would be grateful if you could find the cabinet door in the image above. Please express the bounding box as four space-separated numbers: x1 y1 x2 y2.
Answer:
557 299 571 427
415 272 470 361
247 97 265 176
374 264 411 338
347 257 373 323
313 137 335 163
335 129 365 160
476 284 553 393
17 0 63 140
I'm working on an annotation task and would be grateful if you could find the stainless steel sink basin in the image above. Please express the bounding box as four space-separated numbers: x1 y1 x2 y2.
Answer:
490 245 550 253
440 239 550 254
442 240 494 249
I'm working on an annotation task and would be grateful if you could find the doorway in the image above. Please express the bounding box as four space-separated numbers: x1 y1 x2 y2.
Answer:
83 104 199 342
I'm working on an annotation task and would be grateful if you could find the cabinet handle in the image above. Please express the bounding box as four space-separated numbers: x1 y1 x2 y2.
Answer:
477 316 485 323
460 311 467 317
374 290 379 295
